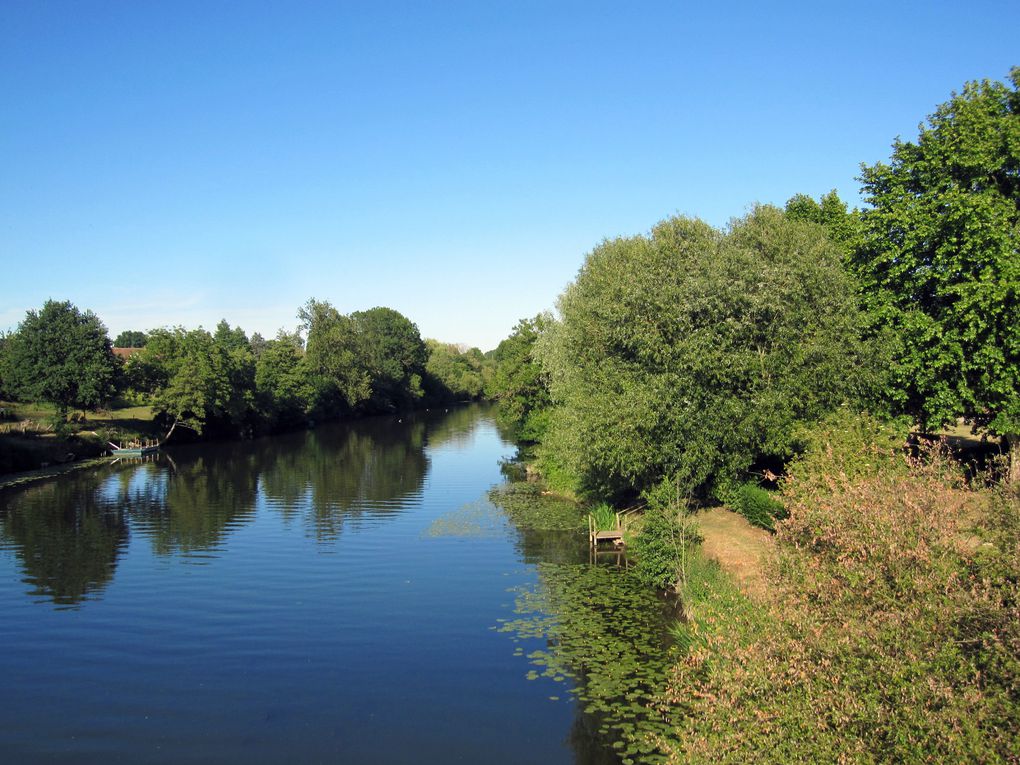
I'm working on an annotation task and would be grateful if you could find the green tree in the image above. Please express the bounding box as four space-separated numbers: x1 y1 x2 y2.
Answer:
537 207 887 500
299 299 372 412
140 327 250 436
423 340 486 402
255 331 313 430
3 300 119 418
784 189 862 253
351 306 428 410
113 330 147 348
487 314 551 441
213 319 250 353
853 68 1020 479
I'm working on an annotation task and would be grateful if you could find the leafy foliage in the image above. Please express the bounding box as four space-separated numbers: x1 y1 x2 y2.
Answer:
422 340 489 403
135 327 250 435
350 306 428 410
254 331 313 430
650 417 1020 763
3 300 118 417
631 480 702 591
784 189 862 253
112 330 147 348
486 314 552 441
299 298 373 412
853 69 1020 453
726 482 787 532
536 206 888 500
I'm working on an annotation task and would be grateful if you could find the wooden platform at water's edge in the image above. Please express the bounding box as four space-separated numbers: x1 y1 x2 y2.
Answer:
588 513 625 547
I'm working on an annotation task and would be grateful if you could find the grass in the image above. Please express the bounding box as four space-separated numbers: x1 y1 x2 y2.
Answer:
0 400 157 435
0 400 159 475
590 502 618 531
695 506 773 600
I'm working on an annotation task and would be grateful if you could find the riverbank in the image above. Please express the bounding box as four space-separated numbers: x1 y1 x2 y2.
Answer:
0 401 160 476
650 421 1020 763
0 399 485 479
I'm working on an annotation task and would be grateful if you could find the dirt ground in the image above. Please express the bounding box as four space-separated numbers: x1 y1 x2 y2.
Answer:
696 506 773 600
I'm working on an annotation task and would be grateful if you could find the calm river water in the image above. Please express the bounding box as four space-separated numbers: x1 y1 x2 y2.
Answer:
0 405 649 764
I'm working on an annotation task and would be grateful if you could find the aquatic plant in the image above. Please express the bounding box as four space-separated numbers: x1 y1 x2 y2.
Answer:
498 563 680 764
590 502 617 532
487 482 586 531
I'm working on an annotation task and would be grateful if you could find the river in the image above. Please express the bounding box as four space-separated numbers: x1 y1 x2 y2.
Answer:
0 404 673 764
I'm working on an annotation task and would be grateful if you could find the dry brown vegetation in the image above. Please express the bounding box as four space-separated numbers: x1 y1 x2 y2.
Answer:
652 417 1020 763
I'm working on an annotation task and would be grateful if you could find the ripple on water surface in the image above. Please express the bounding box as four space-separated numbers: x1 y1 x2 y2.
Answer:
0 406 645 764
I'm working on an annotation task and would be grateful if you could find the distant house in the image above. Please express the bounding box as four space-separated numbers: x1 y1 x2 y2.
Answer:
112 347 144 361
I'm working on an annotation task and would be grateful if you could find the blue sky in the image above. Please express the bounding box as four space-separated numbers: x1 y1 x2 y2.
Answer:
2 1 1017 350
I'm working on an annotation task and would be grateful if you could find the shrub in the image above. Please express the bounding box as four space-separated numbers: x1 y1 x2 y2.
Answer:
728 481 787 531
632 480 702 591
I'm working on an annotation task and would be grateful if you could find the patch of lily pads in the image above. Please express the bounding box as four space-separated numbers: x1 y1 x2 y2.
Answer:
487 482 586 531
498 562 680 764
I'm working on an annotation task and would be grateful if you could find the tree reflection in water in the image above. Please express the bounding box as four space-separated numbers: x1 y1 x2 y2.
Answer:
0 474 128 608
0 408 447 604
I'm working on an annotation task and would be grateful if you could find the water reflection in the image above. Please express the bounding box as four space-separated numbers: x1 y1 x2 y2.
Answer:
0 474 128 608
0 404 671 764
130 451 260 556
0 409 443 604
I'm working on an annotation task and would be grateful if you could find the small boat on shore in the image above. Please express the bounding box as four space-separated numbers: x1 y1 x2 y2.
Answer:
109 443 160 458
109 440 161 459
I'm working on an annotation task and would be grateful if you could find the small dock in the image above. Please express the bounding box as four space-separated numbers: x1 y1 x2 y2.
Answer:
588 511 625 547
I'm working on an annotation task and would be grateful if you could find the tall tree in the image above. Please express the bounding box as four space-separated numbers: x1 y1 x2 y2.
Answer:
140 327 249 435
213 320 250 353
351 306 428 410
536 207 888 500
853 68 1020 479
299 299 372 411
3 300 118 417
784 190 862 253
487 314 551 440
423 340 487 403
255 331 312 430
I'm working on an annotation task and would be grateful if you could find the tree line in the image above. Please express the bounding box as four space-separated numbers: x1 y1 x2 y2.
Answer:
0 298 494 439
487 67 1020 497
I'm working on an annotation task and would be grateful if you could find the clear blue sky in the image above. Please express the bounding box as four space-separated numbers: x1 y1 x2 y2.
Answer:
2 1 1017 350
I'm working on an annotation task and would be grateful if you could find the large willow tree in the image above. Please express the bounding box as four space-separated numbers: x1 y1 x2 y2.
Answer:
536 206 888 500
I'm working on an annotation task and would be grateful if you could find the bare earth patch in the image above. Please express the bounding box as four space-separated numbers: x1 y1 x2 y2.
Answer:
696 506 773 600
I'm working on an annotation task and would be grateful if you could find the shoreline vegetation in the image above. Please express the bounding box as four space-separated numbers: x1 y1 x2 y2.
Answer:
0 300 494 476
486 70 1019 762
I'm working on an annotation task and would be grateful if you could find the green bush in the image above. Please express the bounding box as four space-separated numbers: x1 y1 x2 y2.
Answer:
632 484 702 591
730 481 787 531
